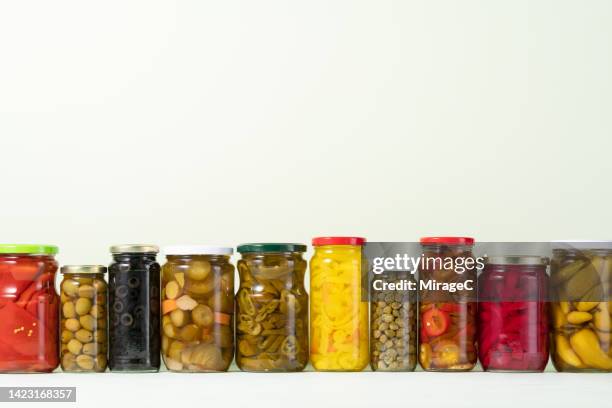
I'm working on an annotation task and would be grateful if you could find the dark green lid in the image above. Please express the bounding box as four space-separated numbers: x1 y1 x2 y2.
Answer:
237 243 307 253
0 244 59 255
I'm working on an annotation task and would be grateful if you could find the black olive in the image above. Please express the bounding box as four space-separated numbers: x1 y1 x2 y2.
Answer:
115 285 129 298
128 277 140 288
120 313 134 327
113 300 124 313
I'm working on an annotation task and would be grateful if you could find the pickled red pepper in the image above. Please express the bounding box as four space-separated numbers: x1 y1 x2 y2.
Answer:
310 237 369 371
478 257 549 372
0 245 60 373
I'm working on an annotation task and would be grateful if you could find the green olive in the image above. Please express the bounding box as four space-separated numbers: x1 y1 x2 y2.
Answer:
65 318 80 332
75 329 93 343
62 302 76 319
93 329 106 343
80 315 95 331
62 280 79 297
67 339 83 355
75 298 92 316
62 353 77 370
93 279 106 293
82 342 97 356
78 284 95 298
76 354 95 370
61 330 73 343
90 304 104 319
95 354 107 370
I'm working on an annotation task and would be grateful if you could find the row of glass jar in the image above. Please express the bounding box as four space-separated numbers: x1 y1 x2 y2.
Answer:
0 239 611 373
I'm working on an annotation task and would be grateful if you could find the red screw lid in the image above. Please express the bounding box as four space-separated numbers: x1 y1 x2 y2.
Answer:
312 237 366 246
420 237 475 245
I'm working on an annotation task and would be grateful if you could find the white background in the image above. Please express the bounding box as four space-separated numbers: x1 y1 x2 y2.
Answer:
0 0 611 407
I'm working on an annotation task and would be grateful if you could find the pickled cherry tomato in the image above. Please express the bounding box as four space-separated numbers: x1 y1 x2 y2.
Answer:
423 308 449 337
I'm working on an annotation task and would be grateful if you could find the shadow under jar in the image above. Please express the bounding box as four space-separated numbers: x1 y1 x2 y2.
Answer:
418 237 478 372
108 245 161 372
161 246 235 372
478 256 549 372
60 265 108 372
0 245 60 373
550 242 612 372
236 243 308 372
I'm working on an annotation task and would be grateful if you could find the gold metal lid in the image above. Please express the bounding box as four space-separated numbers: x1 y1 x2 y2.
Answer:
485 256 549 266
61 265 107 274
109 244 159 254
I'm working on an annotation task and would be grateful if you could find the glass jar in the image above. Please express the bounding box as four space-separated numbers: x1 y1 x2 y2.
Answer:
418 237 477 371
310 237 369 371
60 265 108 372
0 244 59 373
108 244 161 372
236 243 308 372
550 242 612 372
478 256 549 372
370 271 417 371
161 246 235 372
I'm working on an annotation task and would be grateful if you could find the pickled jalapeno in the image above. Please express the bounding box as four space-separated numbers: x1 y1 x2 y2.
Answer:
310 237 369 371
418 237 477 371
60 265 108 372
161 246 234 372
108 245 161 372
236 244 308 372
550 242 612 372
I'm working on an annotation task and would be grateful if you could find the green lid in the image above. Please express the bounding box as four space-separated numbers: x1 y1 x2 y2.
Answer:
0 244 58 255
237 243 307 253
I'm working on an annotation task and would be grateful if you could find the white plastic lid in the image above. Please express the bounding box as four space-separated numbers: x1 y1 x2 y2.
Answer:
163 245 234 256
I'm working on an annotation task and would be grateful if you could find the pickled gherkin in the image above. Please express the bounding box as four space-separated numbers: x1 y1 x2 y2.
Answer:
310 237 369 371
161 246 234 372
236 244 308 372
550 243 612 372
60 265 108 372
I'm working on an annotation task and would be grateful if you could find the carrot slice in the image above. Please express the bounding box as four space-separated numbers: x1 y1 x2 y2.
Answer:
162 299 177 314
214 312 231 325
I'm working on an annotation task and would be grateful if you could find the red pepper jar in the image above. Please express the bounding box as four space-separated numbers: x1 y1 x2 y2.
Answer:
0 245 60 373
478 256 549 372
418 237 478 371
